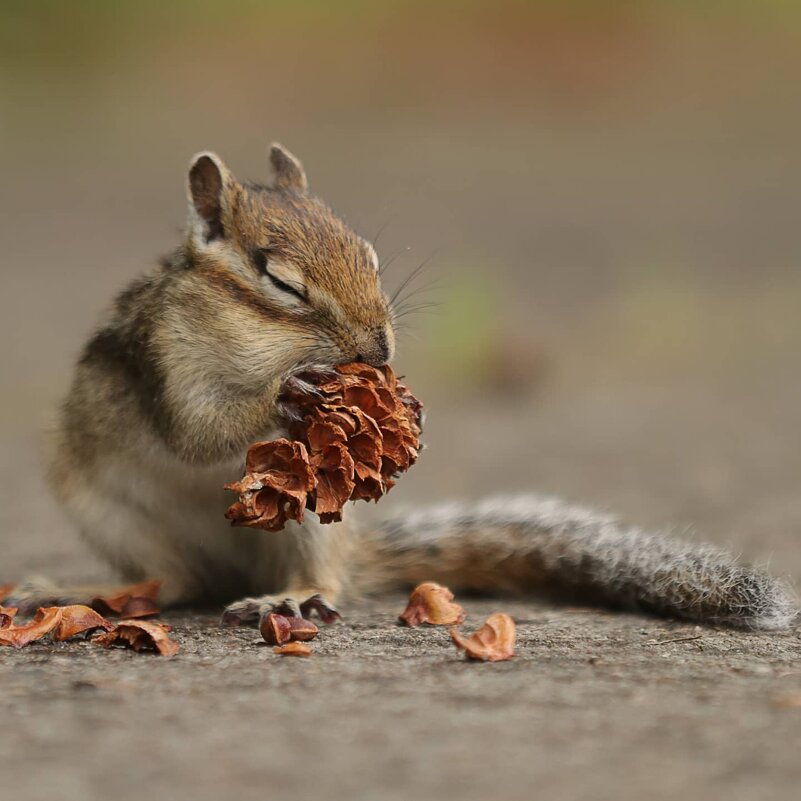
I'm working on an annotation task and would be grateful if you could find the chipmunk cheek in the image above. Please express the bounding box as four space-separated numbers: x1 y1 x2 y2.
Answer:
288 330 346 371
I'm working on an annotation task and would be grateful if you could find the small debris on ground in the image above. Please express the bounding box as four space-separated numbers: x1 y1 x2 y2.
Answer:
398 582 466 627
91 579 162 618
450 613 516 662
273 641 312 657
260 613 319 645
94 619 180 656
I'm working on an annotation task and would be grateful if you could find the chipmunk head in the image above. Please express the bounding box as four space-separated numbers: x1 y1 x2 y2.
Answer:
183 144 394 376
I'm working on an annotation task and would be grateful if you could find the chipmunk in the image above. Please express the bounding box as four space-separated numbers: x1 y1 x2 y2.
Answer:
11 143 796 631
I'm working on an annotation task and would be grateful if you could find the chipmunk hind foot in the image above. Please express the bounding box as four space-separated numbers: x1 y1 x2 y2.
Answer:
221 589 341 627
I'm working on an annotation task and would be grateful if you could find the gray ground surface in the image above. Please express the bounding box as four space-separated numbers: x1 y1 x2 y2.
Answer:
2 598 801 801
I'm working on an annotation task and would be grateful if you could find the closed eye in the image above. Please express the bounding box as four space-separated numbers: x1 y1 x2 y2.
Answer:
265 271 306 301
252 249 308 302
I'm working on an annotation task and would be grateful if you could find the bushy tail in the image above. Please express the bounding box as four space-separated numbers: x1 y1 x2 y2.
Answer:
354 495 798 630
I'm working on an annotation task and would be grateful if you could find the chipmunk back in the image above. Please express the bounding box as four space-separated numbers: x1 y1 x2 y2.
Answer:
12 143 795 631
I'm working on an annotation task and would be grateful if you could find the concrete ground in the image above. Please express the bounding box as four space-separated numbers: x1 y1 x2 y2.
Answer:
2 597 800 801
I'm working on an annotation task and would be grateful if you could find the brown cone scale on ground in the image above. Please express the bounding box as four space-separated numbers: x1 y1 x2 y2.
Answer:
225 363 423 531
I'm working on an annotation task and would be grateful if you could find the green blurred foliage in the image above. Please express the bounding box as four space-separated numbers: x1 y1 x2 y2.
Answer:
416 264 502 383
597 263 801 376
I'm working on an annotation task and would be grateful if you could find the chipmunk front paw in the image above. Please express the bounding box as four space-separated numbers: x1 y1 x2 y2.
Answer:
278 369 336 421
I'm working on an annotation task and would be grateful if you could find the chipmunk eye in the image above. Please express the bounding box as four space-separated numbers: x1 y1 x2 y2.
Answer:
251 248 269 274
252 249 307 302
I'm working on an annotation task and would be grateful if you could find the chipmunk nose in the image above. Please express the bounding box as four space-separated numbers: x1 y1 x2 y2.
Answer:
355 326 394 367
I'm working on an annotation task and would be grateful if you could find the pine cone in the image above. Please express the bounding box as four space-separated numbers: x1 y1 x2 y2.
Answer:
224 363 423 530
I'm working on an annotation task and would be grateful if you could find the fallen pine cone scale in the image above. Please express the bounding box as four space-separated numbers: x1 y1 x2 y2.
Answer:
450 613 517 662
94 619 180 656
273 641 312 657
399 582 467 627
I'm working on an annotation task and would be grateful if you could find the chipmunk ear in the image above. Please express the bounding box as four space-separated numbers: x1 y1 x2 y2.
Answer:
187 152 234 243
270 143 308 193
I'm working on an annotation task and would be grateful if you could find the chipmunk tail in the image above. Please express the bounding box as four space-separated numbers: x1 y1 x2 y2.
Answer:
355 495 798 630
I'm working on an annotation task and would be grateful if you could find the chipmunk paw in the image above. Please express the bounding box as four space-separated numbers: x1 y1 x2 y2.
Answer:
221 592 341 627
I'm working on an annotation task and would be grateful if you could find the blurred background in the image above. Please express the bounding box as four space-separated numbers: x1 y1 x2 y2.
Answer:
2 0 801 580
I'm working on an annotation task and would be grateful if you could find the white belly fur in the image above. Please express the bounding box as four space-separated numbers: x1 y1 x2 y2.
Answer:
56 434 326 603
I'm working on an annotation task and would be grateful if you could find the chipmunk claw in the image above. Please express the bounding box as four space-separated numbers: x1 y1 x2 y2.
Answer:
276 368 344 422
220 597 264 627
299 593 341 624
275 374 324 422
